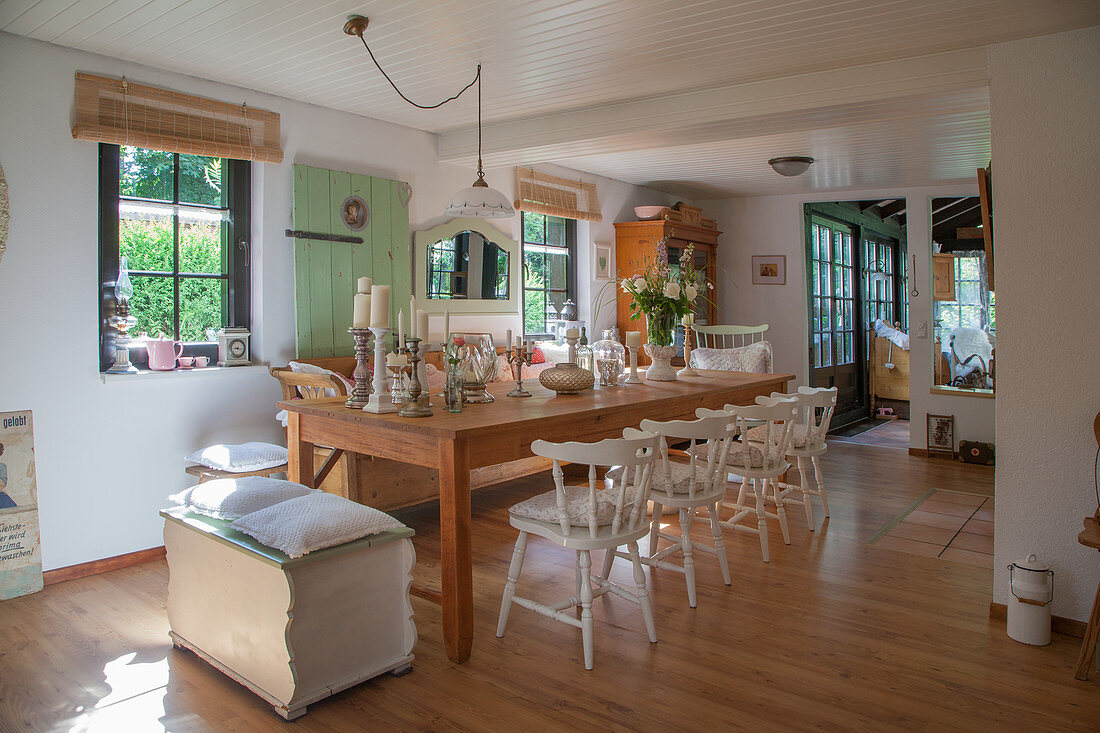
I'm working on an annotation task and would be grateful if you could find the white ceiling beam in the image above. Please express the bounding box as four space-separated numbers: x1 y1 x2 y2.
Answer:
438 47 988 166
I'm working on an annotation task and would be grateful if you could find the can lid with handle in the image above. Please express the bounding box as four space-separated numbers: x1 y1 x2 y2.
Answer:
1010 553 1049 572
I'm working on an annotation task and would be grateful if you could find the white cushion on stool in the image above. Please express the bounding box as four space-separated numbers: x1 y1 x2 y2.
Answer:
230 492 405 558
169 476 315 520
185 442 288 473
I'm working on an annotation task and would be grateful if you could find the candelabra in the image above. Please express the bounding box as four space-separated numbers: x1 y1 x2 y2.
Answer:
345 328 373 408
506 342 533 397
624 344 642 384
398 337 433 417
678 325 698 378
364 326 397 413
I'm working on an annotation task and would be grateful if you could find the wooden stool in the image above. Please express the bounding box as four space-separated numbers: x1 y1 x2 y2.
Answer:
1074 412 1100 681
184 463 288 484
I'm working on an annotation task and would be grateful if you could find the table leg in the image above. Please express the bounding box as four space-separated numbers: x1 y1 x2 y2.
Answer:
439 437 473 663
1074 579 1100 680
286 412 315 488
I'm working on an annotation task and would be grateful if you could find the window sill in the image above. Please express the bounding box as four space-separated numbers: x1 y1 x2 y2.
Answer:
100 364 269 383
929 385 995 399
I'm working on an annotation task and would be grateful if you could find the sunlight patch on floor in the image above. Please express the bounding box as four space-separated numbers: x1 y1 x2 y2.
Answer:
68 652 169 732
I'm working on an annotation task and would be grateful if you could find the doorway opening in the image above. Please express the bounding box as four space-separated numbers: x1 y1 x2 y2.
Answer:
804 200 909 436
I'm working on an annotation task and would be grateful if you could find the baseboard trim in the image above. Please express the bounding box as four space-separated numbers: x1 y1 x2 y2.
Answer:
989 601 1087 639
43 546 166 586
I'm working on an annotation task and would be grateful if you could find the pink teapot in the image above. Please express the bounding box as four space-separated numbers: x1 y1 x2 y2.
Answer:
145 336 183 371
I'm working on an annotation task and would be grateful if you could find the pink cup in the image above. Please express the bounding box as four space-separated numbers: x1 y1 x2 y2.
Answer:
194 356 210 368
177 356 195 368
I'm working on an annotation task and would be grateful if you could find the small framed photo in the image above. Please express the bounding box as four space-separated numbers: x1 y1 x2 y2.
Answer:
594 243 613 280
927 414 955 456
752 255 786 285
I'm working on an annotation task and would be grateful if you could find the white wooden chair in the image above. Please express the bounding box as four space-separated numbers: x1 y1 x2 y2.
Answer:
691 324 769 349
699 397 797 562
601 414 733 607
496 428 659 670
747 387 837 530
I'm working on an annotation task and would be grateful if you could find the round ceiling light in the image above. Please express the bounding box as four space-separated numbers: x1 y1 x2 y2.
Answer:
768 156 815 177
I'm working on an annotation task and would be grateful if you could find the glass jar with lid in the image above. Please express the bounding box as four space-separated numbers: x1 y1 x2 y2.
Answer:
592 329 626 386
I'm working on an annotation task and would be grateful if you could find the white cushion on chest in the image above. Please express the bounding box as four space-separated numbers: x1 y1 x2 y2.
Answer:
168 476 315 520
229 492 405 558
185 442 288 473
509 485 634 527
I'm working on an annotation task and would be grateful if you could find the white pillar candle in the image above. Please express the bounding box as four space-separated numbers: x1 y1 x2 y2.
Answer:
565 327 579 339
409 296 417 337
443 309 450 344
416 309 429 343
397 309 404 345
505 329 512 350
369 285 390 328
353 293 371 329
358 276 372 294
517 336 523 350
625 331 641 347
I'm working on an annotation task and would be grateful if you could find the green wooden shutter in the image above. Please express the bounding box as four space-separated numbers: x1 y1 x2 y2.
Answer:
291 165 411 358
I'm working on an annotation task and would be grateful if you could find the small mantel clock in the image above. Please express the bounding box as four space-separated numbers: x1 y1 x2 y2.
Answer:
217 327 251 367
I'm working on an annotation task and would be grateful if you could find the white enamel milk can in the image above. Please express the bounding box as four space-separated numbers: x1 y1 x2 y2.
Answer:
1007 553 1054 646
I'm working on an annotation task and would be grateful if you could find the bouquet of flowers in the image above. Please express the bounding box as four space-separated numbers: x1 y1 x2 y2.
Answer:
620 237 711 346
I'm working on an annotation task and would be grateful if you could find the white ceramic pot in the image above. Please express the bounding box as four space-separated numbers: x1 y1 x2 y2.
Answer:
643 343 679 381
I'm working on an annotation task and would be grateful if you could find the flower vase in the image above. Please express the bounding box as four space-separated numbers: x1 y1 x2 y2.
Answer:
445 365 464 413
644 309 679 381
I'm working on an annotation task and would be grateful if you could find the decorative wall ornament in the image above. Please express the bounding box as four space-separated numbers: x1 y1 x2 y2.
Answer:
0 163 8 267
752 255 786 285
594 243 612 280
0 410 42 600
398 182 413 210
341 195 369 231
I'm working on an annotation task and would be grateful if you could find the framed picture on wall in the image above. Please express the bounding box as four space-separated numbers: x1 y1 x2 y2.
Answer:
927 413 956 456
594 243 613 280
752 255 786 285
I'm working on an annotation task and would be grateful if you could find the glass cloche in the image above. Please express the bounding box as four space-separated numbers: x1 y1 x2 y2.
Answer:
592 329 626 386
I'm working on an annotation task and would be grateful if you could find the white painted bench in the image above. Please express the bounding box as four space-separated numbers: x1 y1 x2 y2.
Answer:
160 507 416 720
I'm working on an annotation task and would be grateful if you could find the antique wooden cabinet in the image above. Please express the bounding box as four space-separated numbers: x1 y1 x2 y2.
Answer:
614 205 721 362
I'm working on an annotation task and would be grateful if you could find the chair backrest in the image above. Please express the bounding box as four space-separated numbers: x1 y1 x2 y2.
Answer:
531 428 658 538
692 324 769 349
639 414 732 500
269 366 349 400
699 396 797 472
760 386 838 449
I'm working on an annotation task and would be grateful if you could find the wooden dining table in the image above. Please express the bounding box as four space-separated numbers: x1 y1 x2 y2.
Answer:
280 369 793 664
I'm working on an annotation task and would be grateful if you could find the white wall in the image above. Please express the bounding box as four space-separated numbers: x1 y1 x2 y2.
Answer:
0 32 675 570
989 25 1100 621
701 187 996 450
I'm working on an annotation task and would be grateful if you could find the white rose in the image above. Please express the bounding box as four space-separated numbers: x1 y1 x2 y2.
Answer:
634 275 647 291
664 281 681 299
685 284 698 300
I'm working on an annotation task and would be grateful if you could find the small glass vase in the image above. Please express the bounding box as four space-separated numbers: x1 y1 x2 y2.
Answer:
445 365 464 413
592 329 625 386
646 309 677 347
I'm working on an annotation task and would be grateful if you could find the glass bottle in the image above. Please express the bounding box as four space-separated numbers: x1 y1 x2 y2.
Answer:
445 364 464 413
575 328 594 374
592 329 626 386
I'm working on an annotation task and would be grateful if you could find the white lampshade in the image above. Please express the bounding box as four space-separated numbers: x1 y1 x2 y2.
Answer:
445 180 515 218
768 156 815 177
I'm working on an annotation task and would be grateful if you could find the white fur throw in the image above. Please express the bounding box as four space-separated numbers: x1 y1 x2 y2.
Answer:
690 341 773 373
874 319 910 350
230 492 406 558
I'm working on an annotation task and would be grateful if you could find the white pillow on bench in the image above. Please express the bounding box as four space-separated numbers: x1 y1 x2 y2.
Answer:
169 476 315 520
230 492 406 558
185 442 288 473
690 341 773 373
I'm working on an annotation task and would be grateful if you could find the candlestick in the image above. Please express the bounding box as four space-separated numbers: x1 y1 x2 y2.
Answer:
564 331 579 364
678 320 698 377
363 326 398 413
369 285 390 328
506 342 533 397
346 327 373 408
624 343 642 384
398 337 433 417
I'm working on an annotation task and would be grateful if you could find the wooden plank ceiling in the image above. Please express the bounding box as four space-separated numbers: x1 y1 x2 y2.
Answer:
4 0 1099 197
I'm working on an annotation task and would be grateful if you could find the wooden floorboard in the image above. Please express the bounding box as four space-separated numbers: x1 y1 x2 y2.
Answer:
1 442 1097 731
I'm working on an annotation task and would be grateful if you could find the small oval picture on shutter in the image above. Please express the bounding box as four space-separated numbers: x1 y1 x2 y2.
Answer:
341 195 369 232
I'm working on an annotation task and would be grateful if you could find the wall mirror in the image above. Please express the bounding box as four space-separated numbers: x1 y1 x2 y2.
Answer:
414 218 520 315
425 230 509 300
929 196 995 396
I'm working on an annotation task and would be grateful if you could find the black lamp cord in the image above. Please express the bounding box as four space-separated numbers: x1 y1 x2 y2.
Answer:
355 35 484 175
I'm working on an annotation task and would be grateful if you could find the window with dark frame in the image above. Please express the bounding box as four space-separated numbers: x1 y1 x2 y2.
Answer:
99 144 250 371
521 212 575 338
810 217 856 369
934 255 992 343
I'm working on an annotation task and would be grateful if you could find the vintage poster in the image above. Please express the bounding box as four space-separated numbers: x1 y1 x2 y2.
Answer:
0 410 42 599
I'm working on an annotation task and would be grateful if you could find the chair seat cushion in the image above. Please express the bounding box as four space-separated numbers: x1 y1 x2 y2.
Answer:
229 492 405 559
686 443 766 468
746 423 816 449
606 462 714 495
184 442 289 473
689 341 773 373
169 476 315 521
509 485 634 527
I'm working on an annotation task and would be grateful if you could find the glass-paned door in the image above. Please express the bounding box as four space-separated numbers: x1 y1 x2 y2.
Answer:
809 217 865 423
862 234 897 357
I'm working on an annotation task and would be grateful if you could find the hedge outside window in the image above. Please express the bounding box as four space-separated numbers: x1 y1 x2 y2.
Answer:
99 144 250 370
522 212 575 338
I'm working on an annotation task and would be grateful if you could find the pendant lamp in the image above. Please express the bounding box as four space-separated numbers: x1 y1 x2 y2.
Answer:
344 16 514 218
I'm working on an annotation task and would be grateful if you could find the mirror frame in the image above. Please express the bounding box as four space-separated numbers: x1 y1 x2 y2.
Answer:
414 217 520 315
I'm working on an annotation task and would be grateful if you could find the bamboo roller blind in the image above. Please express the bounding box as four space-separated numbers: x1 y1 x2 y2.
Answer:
514 167 602 222
72 72 283 163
